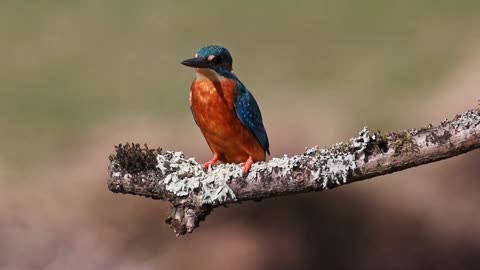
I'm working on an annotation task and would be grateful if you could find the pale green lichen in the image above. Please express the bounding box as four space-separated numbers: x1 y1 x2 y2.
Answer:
270 155 301 170
157 127 379 196
157 152 236 205
310 147 356 189
202 163 241 203
244 155 299 182
310 127 376 189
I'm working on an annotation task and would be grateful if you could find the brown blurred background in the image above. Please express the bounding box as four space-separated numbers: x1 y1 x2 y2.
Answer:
1 0 480 269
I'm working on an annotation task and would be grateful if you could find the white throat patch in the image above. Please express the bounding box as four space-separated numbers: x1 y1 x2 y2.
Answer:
195 68 223 82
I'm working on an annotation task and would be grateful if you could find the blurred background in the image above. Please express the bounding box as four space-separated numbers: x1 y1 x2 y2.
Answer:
1 0 480 269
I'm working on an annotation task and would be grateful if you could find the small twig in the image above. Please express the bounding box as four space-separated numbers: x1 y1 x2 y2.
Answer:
107 108 480 235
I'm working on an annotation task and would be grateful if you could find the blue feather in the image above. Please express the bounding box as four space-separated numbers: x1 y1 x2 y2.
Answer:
190 106 198 125
234 82 270 155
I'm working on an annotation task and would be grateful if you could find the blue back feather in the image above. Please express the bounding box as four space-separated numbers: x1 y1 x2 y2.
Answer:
233 82 270 155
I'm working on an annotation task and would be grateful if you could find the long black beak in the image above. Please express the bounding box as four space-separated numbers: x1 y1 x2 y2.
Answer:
181 57 211 68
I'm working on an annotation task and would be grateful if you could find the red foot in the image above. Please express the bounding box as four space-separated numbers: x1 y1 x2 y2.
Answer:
242 156 254 174
202 154 219 170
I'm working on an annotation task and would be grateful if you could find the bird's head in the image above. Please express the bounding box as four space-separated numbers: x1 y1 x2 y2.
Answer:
181 45 234 80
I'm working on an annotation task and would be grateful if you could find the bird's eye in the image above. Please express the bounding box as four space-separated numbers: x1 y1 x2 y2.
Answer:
207 54 223 65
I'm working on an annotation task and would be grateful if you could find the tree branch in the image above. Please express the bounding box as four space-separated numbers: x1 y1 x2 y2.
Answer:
107 108 480 235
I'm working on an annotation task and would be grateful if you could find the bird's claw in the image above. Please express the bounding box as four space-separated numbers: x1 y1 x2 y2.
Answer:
242 156 254 174
202 155 219 171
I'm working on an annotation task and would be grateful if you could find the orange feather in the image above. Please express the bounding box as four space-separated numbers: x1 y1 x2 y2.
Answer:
190 78 266 164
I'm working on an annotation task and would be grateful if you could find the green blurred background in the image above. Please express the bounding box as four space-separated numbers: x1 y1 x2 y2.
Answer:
1 0 480 269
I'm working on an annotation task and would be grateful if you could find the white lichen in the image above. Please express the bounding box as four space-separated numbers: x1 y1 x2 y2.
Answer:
310 127 375 189
201 163 241 204
407 128 419 136
156 126 380 197
314 148 356 189
157 152 236 205
254 154 304 181
351 127 373 161
451 110 480 131
270 155 294 169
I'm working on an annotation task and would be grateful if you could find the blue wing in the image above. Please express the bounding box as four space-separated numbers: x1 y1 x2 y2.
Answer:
234 82 270 155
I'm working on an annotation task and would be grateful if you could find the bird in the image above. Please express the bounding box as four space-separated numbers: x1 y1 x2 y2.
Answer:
181 45 270 174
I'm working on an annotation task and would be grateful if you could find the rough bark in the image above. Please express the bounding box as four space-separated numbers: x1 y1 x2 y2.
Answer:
107 108 480 235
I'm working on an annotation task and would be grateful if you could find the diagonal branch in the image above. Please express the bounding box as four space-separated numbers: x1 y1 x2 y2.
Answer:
107 108 480 235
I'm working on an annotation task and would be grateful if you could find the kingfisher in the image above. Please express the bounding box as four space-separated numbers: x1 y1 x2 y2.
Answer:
181 45 270 173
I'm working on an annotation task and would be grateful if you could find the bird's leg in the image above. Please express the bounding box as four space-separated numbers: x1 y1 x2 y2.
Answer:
242 156 254 174
202 153 220 170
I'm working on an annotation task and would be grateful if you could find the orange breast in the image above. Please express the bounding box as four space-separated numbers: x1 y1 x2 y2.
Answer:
190 78 266 163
